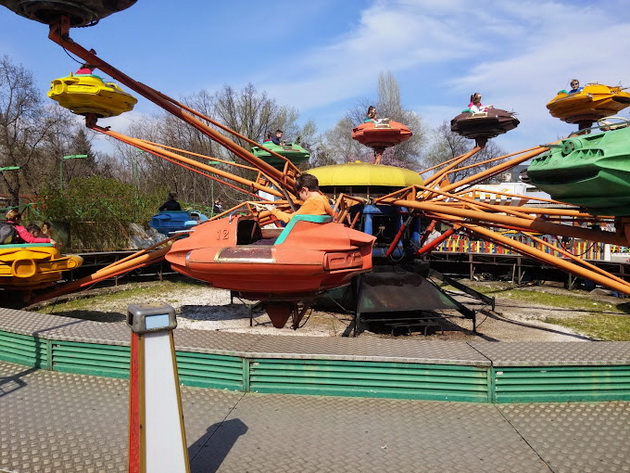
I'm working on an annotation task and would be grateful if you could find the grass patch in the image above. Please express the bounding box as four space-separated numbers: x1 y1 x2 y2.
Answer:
544 314 630 341
34 279 204 313
449 283 626 314
490 289 623 313
443 281 630 340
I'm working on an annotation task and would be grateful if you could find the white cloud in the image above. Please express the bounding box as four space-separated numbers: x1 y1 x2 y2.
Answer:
253 0 630 152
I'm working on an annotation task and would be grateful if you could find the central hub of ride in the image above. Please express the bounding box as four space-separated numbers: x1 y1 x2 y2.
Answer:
0 0 137 26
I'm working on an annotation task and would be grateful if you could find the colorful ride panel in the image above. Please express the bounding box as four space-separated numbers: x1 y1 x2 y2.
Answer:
0 243 83 290
165 214 375 327
251 142 310 169
450 108 520 141
546 84 630 125
48 74 137 118
149 210 208 236
527 126 630 216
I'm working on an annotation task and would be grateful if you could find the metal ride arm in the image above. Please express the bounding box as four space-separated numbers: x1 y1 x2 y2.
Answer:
47 17 298 196
375 176 623 245
423 145 552 197
92 126 287 200
408 211 630 296
30 236 179 304
459 223 630 295
388 197 625 245
422 146 482 187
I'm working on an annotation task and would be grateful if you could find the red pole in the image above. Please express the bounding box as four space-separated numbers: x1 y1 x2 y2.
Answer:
416 228 455 255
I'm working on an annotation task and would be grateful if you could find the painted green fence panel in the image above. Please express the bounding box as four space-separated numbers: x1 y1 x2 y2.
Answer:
494 366 630 403
250 359 489 402
0 331 48 368
176 351 244 390
3 328 630 404
52 341 130 379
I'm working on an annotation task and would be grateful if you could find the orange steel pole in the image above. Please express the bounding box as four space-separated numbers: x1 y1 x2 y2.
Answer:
449 187 566 207
96 127 285 199
445 145 543 175
526 233 630 287
416 228 456 255
133 139 265 173
30 247 171 303
419 144 538 177
48 20 296 194
411 184 536 220
157 154 265 200
387 199 628 245
156 92 301 175
420 153 470 175
438 146 552 194
378 185 594 226
422 147 481 187
99 235 180 269
460 224 630 295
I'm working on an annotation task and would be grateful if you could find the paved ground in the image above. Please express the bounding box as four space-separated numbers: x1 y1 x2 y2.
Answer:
1 360 629 473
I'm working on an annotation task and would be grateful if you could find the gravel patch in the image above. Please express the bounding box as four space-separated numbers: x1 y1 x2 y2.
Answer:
28 278 616 342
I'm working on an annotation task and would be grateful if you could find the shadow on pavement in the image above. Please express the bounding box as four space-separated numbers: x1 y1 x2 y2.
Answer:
189 418 248 473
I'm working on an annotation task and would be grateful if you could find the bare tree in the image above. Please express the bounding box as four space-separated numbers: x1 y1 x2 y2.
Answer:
120 83 316 207
207 84 303 153
320 72 426 170
0 55 72 205
423 120 507 183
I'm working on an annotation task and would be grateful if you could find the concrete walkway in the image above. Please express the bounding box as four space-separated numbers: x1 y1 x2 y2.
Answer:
1 360 629 473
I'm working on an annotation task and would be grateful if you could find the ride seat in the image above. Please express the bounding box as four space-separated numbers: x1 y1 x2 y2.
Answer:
236 219 263 245
1 243 54 248
274 215 333 245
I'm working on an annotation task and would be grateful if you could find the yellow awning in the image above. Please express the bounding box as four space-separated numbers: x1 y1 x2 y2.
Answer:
309 162 423 187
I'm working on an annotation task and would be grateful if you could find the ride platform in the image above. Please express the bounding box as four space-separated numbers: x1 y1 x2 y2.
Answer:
48 73 137 118
352 119 412 149
450 108 520 145
166 214 376 328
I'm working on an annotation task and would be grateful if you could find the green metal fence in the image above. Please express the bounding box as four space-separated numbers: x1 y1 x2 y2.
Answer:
1 329 628 404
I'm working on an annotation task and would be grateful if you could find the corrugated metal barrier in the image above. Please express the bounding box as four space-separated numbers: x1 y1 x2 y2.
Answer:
493 365 630 403
2 328 629 403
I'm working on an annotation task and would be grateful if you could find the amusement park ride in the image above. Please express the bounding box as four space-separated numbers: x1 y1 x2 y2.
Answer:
3 1 630 331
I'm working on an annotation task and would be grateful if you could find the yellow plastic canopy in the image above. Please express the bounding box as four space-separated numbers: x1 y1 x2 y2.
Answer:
309 162 423 187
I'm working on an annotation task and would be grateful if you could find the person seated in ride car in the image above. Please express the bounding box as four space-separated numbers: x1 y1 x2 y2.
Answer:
75 63 96 75
159 192 182 211
213 198 224 215
41 221 53 237
365 105 378 122
26 223 42 238
271 129 285 145
468 93 493 113
266 173 334 224
568 79 583 94
4 210 57 245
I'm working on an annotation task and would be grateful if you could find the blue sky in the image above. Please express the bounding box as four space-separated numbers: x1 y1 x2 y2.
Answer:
2 0 630 157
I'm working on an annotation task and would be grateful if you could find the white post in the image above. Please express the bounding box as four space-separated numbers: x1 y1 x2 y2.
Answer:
127 303 190 473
